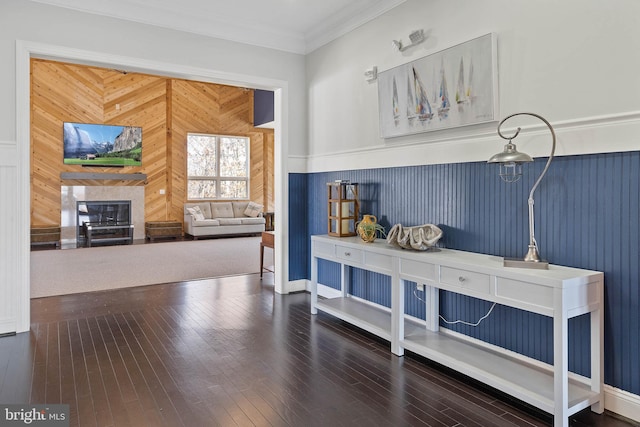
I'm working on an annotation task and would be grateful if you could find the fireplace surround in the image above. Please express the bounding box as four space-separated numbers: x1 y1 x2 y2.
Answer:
61 186 145 247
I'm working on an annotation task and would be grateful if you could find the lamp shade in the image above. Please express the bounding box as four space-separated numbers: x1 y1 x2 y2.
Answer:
487 142 533 165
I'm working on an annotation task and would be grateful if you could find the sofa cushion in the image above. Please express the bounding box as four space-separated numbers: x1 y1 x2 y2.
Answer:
231 201 249 218
186 206 205 221
243 201 263 218
192 219 220 226
210 202 234 218
217 218 243 225
185 202 212 219
241 217 266 225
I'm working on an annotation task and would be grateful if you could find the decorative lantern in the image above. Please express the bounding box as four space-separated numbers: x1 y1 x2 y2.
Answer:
327 181 359 237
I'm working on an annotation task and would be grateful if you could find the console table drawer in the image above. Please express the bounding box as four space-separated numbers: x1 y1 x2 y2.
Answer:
364 251 393 273
440 267 490 294
313 240 335 257
336 245 363 264
399 259 436 282
495 277 553 313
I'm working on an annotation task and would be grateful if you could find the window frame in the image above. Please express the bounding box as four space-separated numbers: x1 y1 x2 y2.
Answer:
186 132 250 201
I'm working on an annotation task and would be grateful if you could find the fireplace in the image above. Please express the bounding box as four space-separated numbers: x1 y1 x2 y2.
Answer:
76 200 133 247
61 186 145 247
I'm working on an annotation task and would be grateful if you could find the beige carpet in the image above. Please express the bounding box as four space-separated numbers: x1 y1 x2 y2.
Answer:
30 236 273 298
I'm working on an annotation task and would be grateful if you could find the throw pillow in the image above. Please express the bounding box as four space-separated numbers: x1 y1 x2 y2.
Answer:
243 201 263 218
186 206 205 221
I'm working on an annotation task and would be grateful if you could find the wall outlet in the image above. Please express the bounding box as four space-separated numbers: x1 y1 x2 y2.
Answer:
416 283 424 292
159 189 165 195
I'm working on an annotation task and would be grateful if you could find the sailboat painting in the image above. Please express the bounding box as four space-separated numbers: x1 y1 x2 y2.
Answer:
455 57 468 108
466 59 475 104
437 59 451 119
412 67 432 121
406 72 416 123
378 33 498 138
392 76 400 126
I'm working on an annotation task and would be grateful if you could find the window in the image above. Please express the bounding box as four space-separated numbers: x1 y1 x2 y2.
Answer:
187 133 249 200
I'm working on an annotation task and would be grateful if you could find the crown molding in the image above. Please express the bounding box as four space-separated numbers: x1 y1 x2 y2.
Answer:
304 0 406 53
28 0 406 54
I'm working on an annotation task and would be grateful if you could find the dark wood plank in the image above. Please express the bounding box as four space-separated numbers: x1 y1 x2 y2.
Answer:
67 319 97 427
0 332 32 404
29 323 47 404
0 272 632 427
58 321 79 427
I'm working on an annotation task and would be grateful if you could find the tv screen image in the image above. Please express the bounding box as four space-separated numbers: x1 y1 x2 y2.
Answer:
63 122 142 166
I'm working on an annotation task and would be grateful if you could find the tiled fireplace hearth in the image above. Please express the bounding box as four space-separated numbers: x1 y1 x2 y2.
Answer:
61 186 145 247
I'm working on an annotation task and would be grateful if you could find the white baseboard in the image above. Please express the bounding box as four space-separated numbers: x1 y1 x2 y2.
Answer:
301 280 640 423
286 279 308 293
293 279 343 298
604 385 640 423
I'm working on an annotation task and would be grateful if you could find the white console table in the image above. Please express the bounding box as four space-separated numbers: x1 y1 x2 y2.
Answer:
310 235 604 427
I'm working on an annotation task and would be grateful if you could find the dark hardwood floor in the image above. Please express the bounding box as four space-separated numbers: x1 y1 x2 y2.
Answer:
0 273 635 426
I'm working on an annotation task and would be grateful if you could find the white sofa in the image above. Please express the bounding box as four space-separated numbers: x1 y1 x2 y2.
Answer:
184 201 265 239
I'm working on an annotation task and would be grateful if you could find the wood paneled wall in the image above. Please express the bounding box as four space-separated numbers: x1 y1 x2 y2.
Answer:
30 59 274 227
168 79 274 220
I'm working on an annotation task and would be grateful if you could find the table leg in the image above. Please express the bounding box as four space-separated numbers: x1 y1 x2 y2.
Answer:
425 285 439 332
311 256 318 315
391 259 404 356
553 289 569 427
260 243 265 278
591 280 605 413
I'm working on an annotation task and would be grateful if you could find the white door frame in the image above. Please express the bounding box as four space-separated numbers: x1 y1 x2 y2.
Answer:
15 40 290 333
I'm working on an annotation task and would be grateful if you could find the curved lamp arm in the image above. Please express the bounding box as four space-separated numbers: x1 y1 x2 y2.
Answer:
497 112 556 201
496 112 556 265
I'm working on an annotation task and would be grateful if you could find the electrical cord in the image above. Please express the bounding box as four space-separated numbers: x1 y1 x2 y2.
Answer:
412 289 497 327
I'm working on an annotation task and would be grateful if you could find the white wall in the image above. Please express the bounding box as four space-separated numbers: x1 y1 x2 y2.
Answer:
0 142 18 335
305 0 640 173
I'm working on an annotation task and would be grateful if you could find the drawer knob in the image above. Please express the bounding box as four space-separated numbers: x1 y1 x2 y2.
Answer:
458 276 466 282
344 252 351 256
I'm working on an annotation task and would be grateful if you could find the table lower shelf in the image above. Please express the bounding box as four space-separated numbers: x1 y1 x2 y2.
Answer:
316 297 393 342
314 296 599 417
403 329 599 416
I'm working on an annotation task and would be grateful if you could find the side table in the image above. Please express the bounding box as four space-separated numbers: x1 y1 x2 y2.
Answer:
30 225 61 248
260 231 274 278
263 212 274 231
145 221 183 241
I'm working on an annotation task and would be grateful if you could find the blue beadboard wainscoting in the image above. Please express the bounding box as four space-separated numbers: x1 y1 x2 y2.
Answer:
289 150 640 397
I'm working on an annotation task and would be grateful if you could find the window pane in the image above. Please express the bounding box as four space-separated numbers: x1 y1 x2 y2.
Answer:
220 180 247 199
188 180 217 199
187 134 217 176
219 137 248 177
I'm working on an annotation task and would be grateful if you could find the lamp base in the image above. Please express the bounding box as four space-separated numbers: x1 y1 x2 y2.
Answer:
503 257 549 270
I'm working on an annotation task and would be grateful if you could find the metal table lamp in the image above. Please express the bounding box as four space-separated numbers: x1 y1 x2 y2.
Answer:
488 112 556 269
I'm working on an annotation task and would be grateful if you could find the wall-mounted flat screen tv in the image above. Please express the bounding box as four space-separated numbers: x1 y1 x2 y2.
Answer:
63 122 142 166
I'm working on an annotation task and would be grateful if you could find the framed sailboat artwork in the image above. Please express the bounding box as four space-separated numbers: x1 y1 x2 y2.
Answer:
378 33 498 138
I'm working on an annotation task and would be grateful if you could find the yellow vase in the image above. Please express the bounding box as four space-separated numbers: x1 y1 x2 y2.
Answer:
356 214 378 243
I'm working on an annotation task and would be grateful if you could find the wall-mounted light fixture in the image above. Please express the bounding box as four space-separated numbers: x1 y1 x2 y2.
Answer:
488 112 556 269
392 29 425 52
364 66 378 82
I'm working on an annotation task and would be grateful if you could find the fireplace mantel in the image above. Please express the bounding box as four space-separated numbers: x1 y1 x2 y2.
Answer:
60 172 147 181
